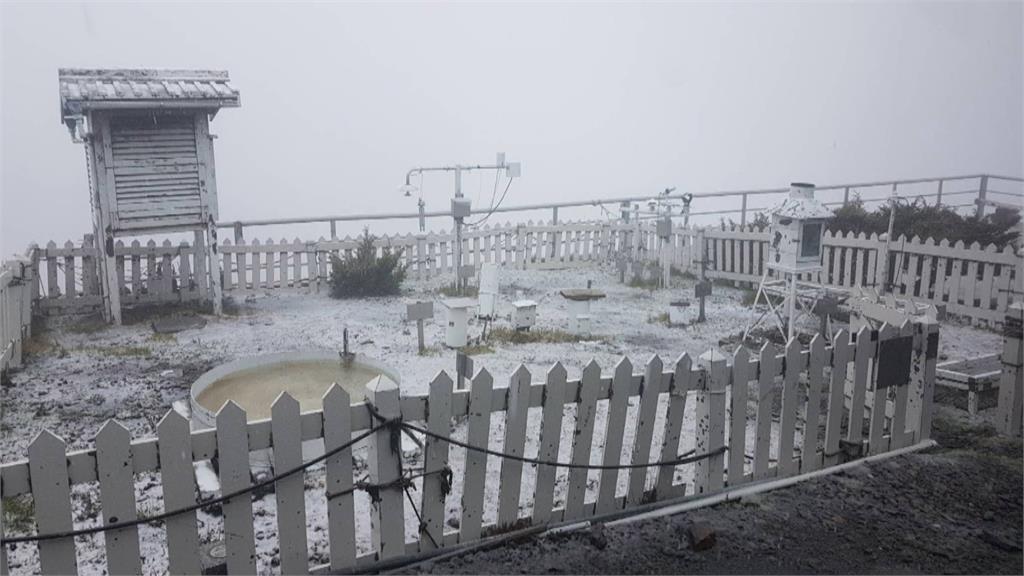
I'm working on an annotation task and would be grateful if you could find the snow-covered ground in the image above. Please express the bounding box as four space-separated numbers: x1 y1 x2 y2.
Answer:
1 264 1002 575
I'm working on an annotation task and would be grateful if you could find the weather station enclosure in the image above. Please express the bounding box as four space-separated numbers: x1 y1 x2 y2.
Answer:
58 68 240 323
746 182 836 342
767 182 831 273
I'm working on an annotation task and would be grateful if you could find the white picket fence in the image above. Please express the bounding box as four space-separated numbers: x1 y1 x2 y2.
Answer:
0 257 35 374
30 237 211 314
28 220 685 311
25 219 1021 326
0 320 940 575
702 227 1024 325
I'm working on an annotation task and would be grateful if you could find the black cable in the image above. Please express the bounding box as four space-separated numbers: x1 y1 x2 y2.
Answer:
0 420 393 546
488 168 500 213
468 177 514 228
7 404 728 546
398 419 727 471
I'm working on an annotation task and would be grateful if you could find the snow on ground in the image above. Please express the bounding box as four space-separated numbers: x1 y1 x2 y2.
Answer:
0 263 1003 575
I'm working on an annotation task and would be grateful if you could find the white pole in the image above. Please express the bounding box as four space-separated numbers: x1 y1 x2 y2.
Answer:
661 237 670 289
881 185 897 294
207 218 223 316
454 166 463 293
787 272 797 342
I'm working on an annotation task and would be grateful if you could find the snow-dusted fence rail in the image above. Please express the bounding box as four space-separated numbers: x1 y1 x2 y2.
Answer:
702 227 1024 325
0 256 36 374
1 320 939 575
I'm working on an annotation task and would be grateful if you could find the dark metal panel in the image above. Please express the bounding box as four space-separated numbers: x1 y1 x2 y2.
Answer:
877 335 913 388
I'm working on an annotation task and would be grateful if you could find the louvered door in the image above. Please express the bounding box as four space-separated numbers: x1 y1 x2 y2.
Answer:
107 113 206 230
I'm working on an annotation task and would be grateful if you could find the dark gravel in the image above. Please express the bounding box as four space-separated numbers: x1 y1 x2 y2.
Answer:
402 408 1023 575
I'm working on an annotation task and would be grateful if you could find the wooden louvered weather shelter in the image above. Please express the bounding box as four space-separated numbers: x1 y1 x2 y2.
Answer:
58 68 240 323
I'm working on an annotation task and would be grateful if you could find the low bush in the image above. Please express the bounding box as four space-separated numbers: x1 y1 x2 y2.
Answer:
329 229 407 298
828 198 1020 247
488 327 609 344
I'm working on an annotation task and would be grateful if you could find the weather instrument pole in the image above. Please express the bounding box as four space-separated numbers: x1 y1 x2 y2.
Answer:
881 184 898 295
401 153 521 295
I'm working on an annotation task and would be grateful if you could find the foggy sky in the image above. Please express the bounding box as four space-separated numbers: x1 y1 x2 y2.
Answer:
2 1 1022 255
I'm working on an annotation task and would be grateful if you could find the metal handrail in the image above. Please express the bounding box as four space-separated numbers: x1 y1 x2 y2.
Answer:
216 173 1021 235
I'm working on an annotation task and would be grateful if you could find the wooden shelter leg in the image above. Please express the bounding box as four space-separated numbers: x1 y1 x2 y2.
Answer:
207 219 223 316
98 232 123 325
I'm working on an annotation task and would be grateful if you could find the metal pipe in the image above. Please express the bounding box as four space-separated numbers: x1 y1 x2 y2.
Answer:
376 437 935 576
214 174 1013 230
604 439 938 528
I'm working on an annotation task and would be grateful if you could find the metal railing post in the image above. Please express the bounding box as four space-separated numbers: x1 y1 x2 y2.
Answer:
975 175 989 218
740 193 748 226
842 187 850 206
935 179 943 206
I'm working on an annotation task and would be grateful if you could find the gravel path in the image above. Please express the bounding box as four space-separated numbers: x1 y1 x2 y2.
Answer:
402 407 1023 575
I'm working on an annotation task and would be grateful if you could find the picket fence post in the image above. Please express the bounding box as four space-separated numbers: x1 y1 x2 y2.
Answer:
217 401 257 574
272 392 308 575
656 354 692 499
997 302 1023 436
565 360 601 520
365 376 405 560
460 369 493 541
322 384 356 571
497 366 532 528
29 430 76 576
96 420 143 575
626 355 663 505
420 372 453 550
157 410 202 576
727 348 749 486
532 363 567 525
596 357 632 515
695 350 728 494
1 477 6 576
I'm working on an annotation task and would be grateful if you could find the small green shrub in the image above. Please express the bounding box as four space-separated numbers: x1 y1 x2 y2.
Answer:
647 312 671 325
437 284 479 298
721 211 770 230
628 275 660 290
828 198 1020 247
489 327 608 344
3 495 34 532
627 261 664 290
460 343 495 356
76 345 152 358
670 266 697 280
329 229 407 298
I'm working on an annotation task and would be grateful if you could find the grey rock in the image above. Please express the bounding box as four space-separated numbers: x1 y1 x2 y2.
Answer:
688 522 717 551
587 523 608 550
